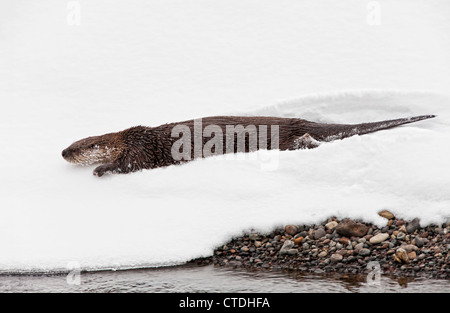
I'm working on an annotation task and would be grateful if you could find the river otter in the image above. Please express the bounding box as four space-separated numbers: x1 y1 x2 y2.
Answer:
61 115 435 177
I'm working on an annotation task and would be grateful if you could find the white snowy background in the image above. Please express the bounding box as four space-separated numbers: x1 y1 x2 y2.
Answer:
0 0 449 272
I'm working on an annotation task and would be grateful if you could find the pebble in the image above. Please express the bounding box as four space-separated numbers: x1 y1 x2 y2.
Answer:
394 248 409 264
359 248 371 256
285 225 298 236
414 237 425 248
207 217 449 279
407 251 417 260
279 240 294 255
400 244 418 253
325 221 338 230
335 219 369 237
287 249 298 256
406 218 420 234
314 228 326 240
330 254 343 262
378 210 395 220
294 236 304 246
369 233 389 244
318 251 327 258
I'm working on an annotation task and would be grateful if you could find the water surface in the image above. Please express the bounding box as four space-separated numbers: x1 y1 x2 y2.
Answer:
1 265 448 293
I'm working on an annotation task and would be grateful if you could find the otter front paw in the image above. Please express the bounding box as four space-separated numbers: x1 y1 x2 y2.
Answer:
93 163 118 177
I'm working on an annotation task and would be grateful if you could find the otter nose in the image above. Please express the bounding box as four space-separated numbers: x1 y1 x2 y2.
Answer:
62 149 69 158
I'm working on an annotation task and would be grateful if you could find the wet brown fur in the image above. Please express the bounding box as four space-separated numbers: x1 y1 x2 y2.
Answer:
62 115 435 177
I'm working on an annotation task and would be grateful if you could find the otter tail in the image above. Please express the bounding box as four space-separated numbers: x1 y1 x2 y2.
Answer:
311 115 436 142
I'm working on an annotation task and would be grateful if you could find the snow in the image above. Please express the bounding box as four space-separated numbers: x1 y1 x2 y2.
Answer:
0 0 449 273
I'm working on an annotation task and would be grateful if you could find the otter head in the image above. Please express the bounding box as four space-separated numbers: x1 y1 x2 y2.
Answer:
62 133 122 165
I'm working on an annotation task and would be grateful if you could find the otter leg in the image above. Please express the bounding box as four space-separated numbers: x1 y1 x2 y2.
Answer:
93 163 121 177
290 133 321 150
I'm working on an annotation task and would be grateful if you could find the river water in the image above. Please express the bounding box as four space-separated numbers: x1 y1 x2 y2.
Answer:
0 265 448 293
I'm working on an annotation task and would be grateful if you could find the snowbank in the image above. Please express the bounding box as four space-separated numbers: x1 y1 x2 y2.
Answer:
0 0 449 272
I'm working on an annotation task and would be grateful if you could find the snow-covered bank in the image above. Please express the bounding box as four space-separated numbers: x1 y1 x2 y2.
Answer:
0 90 449 273
1 0 449 272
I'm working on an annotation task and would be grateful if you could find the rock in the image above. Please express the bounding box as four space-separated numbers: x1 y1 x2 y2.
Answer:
279 240 295 255
335 219 369 238
211 217 450 280
229 260 242 267
314 228 327 240
406 218 420 234
369 233 389 244
325 221 338 230
414 237 425 248
330 254 343 262
387 249 395 255
318 251 327 258
287 249 298 256
240 246 249 252
336 249 347 256
285 225 298 236
294 236 304 246
393 248 409 264
400 244 418 253
407 251 417 260
378 210 395 219
359 248 371 256
296 231 308 238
